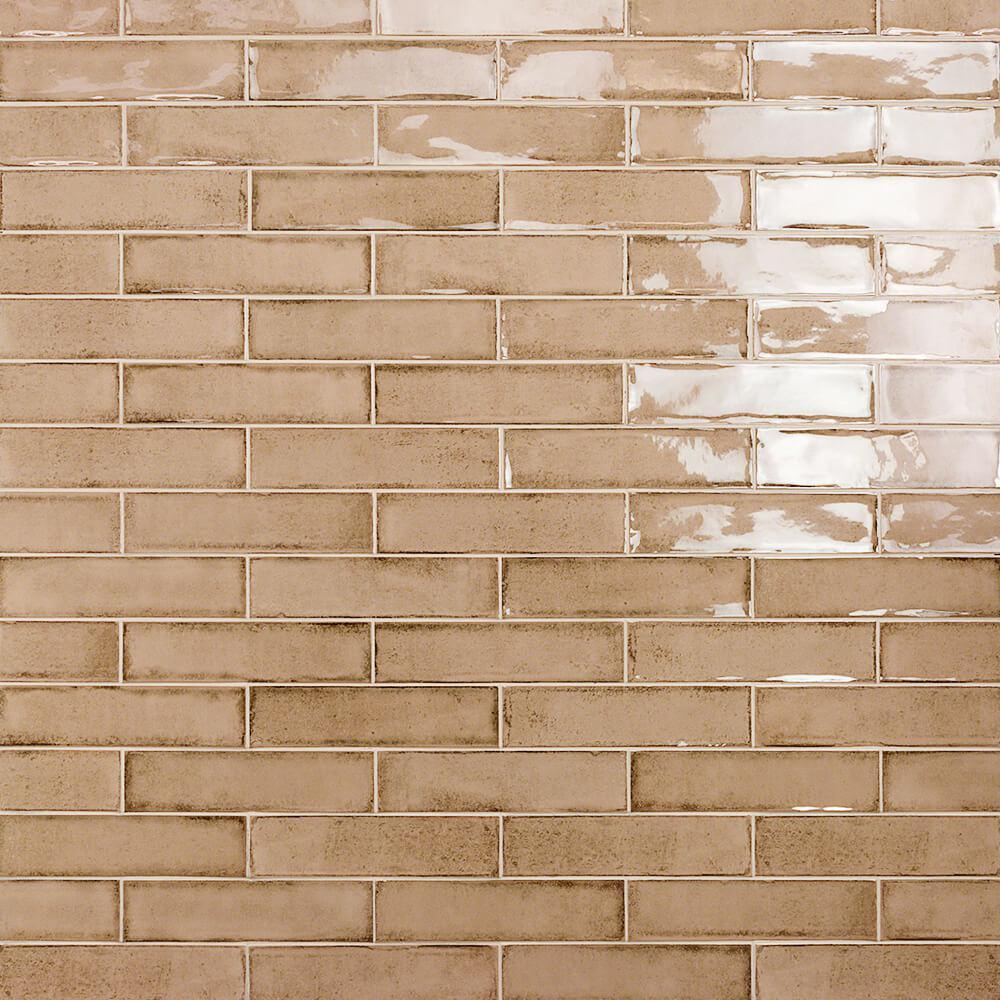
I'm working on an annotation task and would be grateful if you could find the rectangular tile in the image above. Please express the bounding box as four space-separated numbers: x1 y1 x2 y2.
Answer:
629 236 876 295
503 170 750 230
632 105 878 165
504 429 751 488
0 621 118 682
250 686 498 747
251 816 498 876
0 106 120 165
631 750 878 812
127 0 370 32
880 623 1000 681
504 816 750 876
0 881 118 942
377 751 626 812
882 882 1000 940
0 494 119 552
503 687 750 747
124 235 370 295
881 235 999 294
881 494 1000 553
378 0 624 34
629 880 876 941
376 880 623 942
376 235 623 295
0 686 244 747
631 0 875 33
379 105 626 166
883 752 1000 811
0 556 245 617
501 42 748 100
128 105 374 167
757 687 1000 746
251 428 498 489
629 493 875 554
629 622 875 683
881 0 1000 33
0 40 243 100
0 235 117 293
126 750 373 813
375 622 623 683
250 40 497 100
880 364 1000 424
754 557 1000 617
250 557 497 617
756 816 1000 875
882 107 1000 165
0 364 117 422
0 750 119 810
502 556 750 617
2 0 118 35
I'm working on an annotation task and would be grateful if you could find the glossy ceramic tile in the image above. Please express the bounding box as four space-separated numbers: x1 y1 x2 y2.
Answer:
881 235 1000 294
881 494 1000 552
881 107 1000 165
880 364 1000 423
631 0 876 34
378 0 625 35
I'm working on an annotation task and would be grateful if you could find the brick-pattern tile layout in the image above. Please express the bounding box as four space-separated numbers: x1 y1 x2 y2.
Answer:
0 2 997 999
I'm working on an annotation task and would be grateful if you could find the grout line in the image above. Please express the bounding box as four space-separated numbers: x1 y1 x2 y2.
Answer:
118 879 125 941
373 750 380 812
876 878 883 940
244 686 251 748
371 881 377 942
369 619 377 683
623 877 630 941
117 620 125 682
371 490 378 553
749 816 756 877
878 748 885 810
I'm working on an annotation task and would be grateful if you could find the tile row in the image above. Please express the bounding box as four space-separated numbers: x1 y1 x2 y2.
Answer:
4 747 998 811
3 40 1000 102
6 105 1000 168
3 619 997 684
5 0 999 37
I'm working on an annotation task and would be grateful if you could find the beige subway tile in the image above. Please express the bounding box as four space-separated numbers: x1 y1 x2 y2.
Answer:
504 170 750 230
0 363 117 422
0 621 118 682
251 556 496 617
125 622 370 683
0 881 119 942
504 945 749 1000
376 235 623 295
128 105 373 166
0 494 118 553
882 107 1000 165
377 363 622 424
0 686 244 747
755 299 1000 359
501 299 747 361
124 880 371 942
631 0 875 33
379 105 626 166
126 492 370 553
501 41 748 100
251 686 497 747
127 0 370 33
375 622 623 683
629 622 876 683
630 493 875 554
630 236 876 296
881 364 1000 424
0 106 120 165
124 234 370 295
505 687 750 748
752 41 999 100
380 0 623 34
881 623 1000 681
126 750 373 813
882 235 999 295
0 556 245 617
883 752 1000 811
757 429 1000 489
758 687 999 747
882 0 1000 33
0 750 119 810
2 0 117 35
254 170 499 231
250 40 497 100
0 428 246 488
377 880 623 942
251 428 498 489
250 299 496 361
757 816 1000 875
0 170 246 230
755 557 1000 617
505 429 751 488
632 750 878 812
379 493 624 554
0 234 118 293
883 882 1000 940
632 105 877 165
0 815 245 876
0 40 243 100
504 816 750 876
249 947 496 1000
0 946 244 1000
502 556 749 617
881 494 1000 553
251 816 498 876
757 945 1000 1000
378 750 626 812
630 880 876 941
0 299 244 360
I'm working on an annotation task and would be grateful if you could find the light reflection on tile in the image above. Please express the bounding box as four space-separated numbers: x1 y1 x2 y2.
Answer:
882 495 1000 552
881 236 1000 294
880 364 1000 424
378 0 624 34
881 107 1000 165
